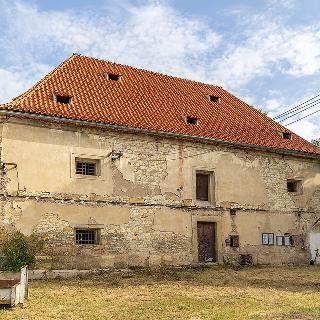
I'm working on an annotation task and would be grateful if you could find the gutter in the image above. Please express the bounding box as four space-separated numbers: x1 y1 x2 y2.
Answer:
0 108 319 160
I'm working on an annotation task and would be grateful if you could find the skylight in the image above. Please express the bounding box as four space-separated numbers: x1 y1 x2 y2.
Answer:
185 117 198 125
54 95 71 104
105 73 120 81
208 95 220 103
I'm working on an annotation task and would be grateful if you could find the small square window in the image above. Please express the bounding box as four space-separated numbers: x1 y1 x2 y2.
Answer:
230 235 239 247
208 95 220 103
262 233 274 245
75 158 100 176
282 132 292 139
54 95 71 104
105 73 120 81
75 229 100 245
287 179 302 193
185 117 198 125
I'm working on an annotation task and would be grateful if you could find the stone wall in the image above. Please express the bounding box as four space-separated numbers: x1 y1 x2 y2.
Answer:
0 116 319 268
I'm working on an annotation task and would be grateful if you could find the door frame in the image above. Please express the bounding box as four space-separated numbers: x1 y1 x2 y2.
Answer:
192 215 223 264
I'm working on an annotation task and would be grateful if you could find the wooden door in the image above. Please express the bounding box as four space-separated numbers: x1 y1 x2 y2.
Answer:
197 222 216 263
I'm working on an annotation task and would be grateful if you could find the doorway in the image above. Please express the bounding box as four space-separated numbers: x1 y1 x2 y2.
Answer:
197 222 216 263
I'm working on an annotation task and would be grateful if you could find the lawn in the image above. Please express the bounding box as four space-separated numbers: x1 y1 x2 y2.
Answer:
1 266 320 320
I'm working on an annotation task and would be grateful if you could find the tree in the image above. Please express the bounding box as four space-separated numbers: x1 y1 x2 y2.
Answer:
0 229 43 271
311 139 320 147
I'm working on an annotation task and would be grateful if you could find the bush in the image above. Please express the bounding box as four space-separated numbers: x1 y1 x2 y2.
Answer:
1 230 42 272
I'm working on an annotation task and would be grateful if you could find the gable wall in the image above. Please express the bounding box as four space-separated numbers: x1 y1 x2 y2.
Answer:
0 116 319 268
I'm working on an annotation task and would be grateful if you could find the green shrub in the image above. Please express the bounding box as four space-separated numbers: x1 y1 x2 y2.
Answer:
1 230 43 272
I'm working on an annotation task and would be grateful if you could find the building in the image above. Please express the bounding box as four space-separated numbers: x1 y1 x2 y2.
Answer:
0 54 320 269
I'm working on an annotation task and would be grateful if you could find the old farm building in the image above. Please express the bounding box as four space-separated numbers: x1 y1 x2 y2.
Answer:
0 54 320 268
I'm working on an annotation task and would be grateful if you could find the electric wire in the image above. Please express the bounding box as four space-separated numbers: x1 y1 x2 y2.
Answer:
273 93 320 120
283 108 320 126
278 99 320 122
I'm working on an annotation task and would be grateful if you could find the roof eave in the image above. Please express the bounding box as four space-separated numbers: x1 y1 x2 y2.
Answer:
1 109 319 160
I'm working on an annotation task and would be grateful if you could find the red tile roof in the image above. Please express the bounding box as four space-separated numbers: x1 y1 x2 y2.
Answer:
1 54 320 156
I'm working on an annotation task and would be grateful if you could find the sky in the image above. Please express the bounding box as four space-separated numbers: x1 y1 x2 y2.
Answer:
0 0 319 141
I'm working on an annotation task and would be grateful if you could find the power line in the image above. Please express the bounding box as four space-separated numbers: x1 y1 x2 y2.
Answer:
278 99 320 123
274 93 320 120
284 108 320 126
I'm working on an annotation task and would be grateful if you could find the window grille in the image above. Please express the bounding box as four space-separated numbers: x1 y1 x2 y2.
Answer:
287 179 302 193
75 229 97 245
76 161 96 176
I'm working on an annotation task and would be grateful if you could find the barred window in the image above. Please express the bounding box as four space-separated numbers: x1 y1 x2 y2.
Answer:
75 229 99 245
75 158 100 176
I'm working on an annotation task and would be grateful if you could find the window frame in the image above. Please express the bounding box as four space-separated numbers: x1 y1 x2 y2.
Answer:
287 179 303 194
105 73 121 81
193 168 215 205
53 94 72 104
74 228 101 245
262 233 274 245
185 116 198 125
276 235 292 246
70 153 105 180
208 95 220 103
230 235 240 247
75 158 99 176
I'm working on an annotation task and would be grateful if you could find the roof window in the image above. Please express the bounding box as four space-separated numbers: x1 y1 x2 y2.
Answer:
105 73 120 81
54 95 71 104
185 116 198 125
282 132 292 140
208 95 220 103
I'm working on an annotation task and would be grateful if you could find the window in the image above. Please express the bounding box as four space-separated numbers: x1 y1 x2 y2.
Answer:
276 235 292 246
287 179 302 193
54 95 71 104
75 229 100 245
105 73 120 81
75 158 100 176
282 132 292 140
185 116 198 125
262 233 274 245
196 173 210 201
230 235 239 247
208 95 220 103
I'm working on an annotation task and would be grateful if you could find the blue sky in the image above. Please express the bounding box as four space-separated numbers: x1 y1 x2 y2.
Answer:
0 0 320 141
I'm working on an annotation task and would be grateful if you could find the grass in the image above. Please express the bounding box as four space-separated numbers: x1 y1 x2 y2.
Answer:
1 266 320 320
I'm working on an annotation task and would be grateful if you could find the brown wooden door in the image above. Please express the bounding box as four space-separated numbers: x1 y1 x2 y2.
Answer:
197 222 216 263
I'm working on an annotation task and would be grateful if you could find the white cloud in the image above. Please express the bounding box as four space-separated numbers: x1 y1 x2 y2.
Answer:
0 63 52 103
0 0 319 140
266 0 297 9
0 1 220 80
211 21 320 88
287 119 320 141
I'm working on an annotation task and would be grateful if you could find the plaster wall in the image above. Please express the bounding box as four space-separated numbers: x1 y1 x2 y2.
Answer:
0 117 319 268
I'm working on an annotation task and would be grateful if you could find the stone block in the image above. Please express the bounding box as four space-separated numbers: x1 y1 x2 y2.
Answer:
148 255 162 266
128 254 148 267
129 197 145 204
100 255 115 268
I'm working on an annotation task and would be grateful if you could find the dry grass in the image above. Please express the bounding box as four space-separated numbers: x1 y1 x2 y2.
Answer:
1 266 320 320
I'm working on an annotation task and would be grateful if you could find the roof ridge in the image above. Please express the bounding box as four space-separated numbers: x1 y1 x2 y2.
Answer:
2 54 78 106
76 53 219 89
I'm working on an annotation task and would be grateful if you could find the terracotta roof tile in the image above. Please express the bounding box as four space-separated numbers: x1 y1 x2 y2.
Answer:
1 54 320 156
